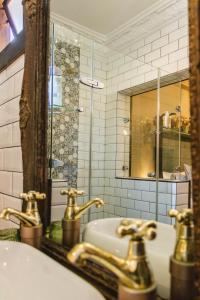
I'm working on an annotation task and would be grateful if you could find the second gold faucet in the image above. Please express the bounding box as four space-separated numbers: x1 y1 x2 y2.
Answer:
60 188 104 248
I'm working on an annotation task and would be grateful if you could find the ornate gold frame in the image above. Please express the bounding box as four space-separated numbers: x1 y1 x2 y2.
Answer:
19 0 200 294
189 0 200 293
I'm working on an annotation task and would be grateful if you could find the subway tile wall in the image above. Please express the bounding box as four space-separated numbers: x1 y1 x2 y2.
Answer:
103 0 189 223
0 55 24 229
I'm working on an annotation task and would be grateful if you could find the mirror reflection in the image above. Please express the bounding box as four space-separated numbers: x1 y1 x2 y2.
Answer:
0 0 196 299
48 0 191 232
46 1 193 295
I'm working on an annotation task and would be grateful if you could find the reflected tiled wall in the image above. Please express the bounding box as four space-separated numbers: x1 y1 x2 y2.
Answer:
0 55 24 229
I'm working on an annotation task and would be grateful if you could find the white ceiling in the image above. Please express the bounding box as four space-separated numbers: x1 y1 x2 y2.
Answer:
51 0 159 34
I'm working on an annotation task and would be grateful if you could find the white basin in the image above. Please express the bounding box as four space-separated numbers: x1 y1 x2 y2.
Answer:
0 241 105 300
83 218 176 299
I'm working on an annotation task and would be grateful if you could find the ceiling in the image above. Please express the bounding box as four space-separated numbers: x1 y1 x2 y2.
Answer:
51 0 159 34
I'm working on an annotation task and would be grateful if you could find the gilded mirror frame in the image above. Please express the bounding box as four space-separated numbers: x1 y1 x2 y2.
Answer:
20 0 200 294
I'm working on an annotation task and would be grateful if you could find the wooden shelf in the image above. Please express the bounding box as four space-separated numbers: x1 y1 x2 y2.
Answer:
160 128 191 142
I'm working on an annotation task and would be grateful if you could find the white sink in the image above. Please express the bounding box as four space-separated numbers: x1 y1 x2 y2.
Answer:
83 218 176 299
0 241 105 300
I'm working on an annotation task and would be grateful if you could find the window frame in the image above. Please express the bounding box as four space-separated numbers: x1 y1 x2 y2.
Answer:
0 0 25 72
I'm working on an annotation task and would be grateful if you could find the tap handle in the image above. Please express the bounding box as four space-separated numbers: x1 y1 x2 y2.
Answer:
117 219 157 241
60 188 85 197
20 191 46 202
60 188 85 205
169 208 193 225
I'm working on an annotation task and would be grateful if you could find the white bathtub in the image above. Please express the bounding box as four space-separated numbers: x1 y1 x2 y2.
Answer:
83 218 176 299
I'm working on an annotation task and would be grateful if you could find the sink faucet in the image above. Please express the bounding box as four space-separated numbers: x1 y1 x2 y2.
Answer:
60 188 104 248
0 191 46 248
169 208 196 300
68 219 157 300
0 191 45 227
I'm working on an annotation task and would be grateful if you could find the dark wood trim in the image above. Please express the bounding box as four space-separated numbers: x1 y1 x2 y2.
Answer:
188 0 200 294
20 0 50 228
0 30 25 72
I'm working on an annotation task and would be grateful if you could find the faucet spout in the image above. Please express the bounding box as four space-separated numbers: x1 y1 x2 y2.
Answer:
68 242 154 290
68 242 137 289
0 208 40 227
76 198 104 219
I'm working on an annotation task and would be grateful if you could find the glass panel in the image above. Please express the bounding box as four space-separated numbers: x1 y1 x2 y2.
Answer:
130 90 157 178
7 0 23 34
159 79 191 180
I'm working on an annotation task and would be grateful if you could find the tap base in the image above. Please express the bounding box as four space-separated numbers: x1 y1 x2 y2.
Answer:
170 256 196 300
119 283 157 300
20 224 43 249
62 218 80 249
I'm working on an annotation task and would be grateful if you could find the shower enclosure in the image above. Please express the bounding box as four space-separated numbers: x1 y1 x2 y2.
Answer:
48 20 191 224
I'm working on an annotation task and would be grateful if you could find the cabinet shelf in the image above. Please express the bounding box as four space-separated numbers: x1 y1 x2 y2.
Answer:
160 128 191 142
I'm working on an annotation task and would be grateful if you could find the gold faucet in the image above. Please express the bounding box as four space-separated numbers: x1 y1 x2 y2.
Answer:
0 191 46 248
0 191 45 227
169 208 196 300
169 208 195 262
68 219 157 300
60 188 104 220
60 188 104 248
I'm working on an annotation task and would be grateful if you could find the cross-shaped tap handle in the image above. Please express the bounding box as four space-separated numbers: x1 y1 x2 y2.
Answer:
169 208 193 224
20 191 46 202
117 219 157 241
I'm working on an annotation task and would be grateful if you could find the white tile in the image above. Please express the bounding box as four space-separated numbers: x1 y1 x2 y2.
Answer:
142 191 156 202
161 41 178 56
127 209 141 219
51 205 65 222
12 172 23 197
0 125 12 148
51 188 67 205
6 55 24 78
141 212 156 220
176 194 189 205
135 180 150 191
169 48 188 63
158 193 172 205
0 150 3 170
152 36 168 50
128 189 142 200
4 147 22 172
177 182 189 194
135 200 149 212
158 215 172 224
0 97 20 126
145 49 160 63
0 171 12 194
3 194 22 211
12 122 21 146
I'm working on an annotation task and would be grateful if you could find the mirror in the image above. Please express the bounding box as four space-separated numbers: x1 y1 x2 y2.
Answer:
1 0 200 299
48 0 191 227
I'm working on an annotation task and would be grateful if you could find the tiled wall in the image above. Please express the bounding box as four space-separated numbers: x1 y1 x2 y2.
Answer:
103 0 189 222
50 25 107 223
0 55 24 229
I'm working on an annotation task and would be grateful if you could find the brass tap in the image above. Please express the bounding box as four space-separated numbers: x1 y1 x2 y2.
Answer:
68 219 157 290
0 191 46 227
60 188 104 221
169 208 195 263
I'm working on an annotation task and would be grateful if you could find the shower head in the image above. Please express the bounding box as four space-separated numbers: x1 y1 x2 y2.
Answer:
79 76 104 89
